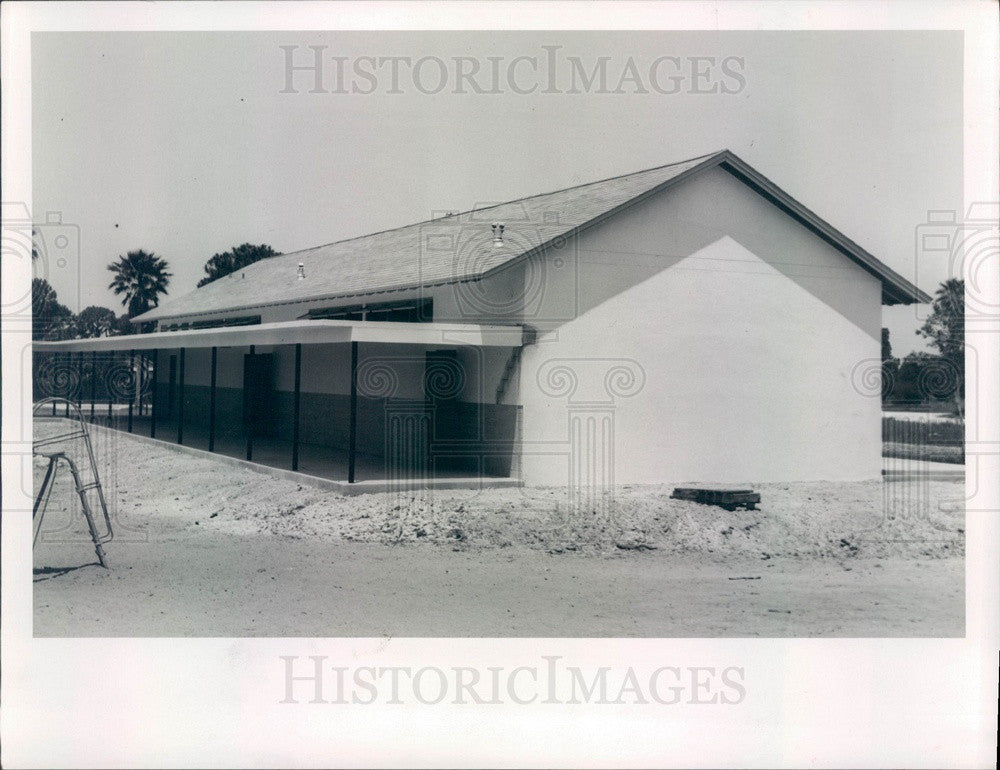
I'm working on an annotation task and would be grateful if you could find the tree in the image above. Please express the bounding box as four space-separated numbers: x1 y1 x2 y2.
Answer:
881 328 893 363
917 278 964 414
76 305 118 338
918 279 963 362
32 277 58 316
880 328 900 404
107 249 172 318
31 278 75 340
197 243 279 287
888 351 935 404
112 313 134 336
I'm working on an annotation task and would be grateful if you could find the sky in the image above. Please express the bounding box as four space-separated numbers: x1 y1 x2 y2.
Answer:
32 30 962 355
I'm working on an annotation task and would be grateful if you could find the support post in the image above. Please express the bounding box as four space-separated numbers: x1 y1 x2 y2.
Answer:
127 349 134 432
65 353 71 416
177 347 185 445
245 345 255 461
150 350 158 438
208 347 217 452
348 341 358 483
89 351 97 420
292 343 301 471
76 352 83 411
107 355 113 421
51 353 57 415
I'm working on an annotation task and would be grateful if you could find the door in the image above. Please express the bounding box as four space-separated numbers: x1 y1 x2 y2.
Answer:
166 355 176 417
425 350 464 470
243 353 275 437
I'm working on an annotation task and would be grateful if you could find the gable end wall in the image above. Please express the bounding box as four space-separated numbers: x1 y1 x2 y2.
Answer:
517 166 883 484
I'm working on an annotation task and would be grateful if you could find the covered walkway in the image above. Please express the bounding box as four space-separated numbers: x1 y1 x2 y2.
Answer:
34 319 525 486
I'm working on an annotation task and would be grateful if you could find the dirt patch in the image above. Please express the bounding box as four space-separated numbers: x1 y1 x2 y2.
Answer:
34 537 964 637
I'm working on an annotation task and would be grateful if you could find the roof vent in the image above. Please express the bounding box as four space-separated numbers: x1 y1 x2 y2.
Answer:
297 262 305 280
491 222 505 247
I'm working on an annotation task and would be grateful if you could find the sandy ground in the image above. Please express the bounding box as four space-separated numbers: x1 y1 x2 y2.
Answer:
32 420 965 637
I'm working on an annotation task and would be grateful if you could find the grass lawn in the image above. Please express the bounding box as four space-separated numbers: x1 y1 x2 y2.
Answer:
883 441 964 464
882 416 964 464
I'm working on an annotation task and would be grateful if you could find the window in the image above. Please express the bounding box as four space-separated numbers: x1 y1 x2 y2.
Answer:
160 316 261 332
191 315 261 329
304 298 432 323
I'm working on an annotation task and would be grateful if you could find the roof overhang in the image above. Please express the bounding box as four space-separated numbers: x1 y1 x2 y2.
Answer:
713 152 932 305
33 320 526 352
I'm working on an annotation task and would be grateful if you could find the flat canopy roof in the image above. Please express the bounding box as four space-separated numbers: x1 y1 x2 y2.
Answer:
33 319 525 352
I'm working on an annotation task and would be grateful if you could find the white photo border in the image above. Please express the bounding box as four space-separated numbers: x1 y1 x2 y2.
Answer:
2 2 997 768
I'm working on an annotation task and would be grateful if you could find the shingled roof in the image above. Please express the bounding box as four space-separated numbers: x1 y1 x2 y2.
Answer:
134 150 929 323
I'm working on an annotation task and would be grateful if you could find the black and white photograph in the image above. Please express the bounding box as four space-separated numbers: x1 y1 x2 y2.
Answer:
2 2 998 767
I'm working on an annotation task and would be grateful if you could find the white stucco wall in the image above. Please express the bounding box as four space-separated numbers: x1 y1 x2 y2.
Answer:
517 166 883 485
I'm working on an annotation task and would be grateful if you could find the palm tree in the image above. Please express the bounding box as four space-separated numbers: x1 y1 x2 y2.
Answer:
107 250 172 317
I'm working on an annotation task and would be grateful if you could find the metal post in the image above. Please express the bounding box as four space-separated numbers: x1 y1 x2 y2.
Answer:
167 355 175 419
78 354 83 410
51 353 57 415
246 345 255 461
177 347 185 445
107 354 113 421
292 343 301 471
348 341 358 483
150 350 158 438
208 347 217 452
127 349 134 433
64 353 71 416
89 351 97 420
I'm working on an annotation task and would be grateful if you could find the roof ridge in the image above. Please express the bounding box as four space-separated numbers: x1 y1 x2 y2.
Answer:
284 150 728 257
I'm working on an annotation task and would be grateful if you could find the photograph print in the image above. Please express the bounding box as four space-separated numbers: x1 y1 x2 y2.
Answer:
23 30 972 639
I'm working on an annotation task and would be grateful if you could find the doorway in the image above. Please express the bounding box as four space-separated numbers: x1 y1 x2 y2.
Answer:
243 352 276 438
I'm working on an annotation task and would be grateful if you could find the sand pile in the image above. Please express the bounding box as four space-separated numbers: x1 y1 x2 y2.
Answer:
231 481 964 559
